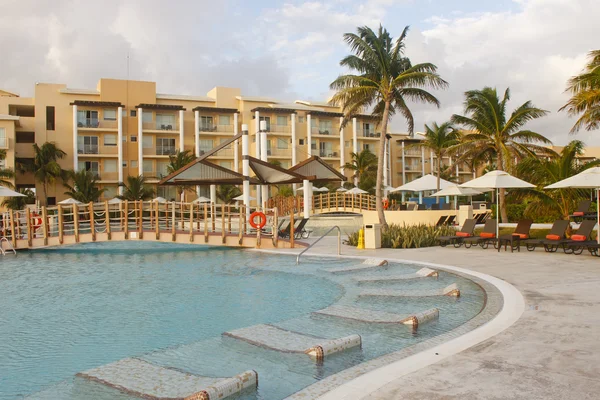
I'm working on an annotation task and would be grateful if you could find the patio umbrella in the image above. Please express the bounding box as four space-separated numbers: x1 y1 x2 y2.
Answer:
313 186 330 192
0 186 26 197
545 166 600 244
431 185 484 210
336 187 348 192
391 174 454 192
192 196 211 203
108 197 123 204
345 187 368 195
461 170 535 237
233 194 256 201
58 198 83 205
151 197 167 203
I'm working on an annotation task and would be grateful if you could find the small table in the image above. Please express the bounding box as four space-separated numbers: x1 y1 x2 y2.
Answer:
497 234 522 252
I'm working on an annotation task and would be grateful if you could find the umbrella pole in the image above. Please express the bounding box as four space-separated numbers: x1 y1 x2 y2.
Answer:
597 188 599 245
496 188 499 238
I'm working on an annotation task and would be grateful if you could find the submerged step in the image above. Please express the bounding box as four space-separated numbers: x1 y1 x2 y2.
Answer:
354 267 439 283
223 324 361 360
359 283 460 298
76 358 257 400
313 305 439 327
325 259 388 274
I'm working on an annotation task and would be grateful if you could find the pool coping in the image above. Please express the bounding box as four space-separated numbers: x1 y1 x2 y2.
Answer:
254 249 524 400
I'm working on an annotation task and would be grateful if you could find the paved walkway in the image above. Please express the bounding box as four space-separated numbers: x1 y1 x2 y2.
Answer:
268 237 600 400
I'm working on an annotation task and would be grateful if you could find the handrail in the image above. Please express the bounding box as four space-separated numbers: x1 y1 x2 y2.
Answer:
296 225 341 264
0 236 16 255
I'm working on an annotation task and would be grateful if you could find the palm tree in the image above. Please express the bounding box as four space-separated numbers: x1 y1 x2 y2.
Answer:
217 185 241 204
166 150 196 201
343 149 377 185
63 169 106 203
0 149 15 188
411 122 459 201
330 25 447 228
451 87 551 222
1 188 35 210
514 141 599 221
117 175 155 201
559 50 600 133
18 142 66 206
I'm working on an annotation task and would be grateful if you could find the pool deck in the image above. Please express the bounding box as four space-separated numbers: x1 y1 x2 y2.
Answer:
262 237 600 400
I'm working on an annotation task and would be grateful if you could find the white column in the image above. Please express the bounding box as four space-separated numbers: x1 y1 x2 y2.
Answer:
194 110 200 156
260 120 269 207
291 113 297 195
352 117 358 187
339 116 345 185
473 170 476 179
401 141 406 203
233 113 239 173
137 107 143 176
383 138 388 188
242 124 251 226
210 184 217 204
72 105 78 170
303 179 310 218
117 106 123 195
421 147 425 176
306 114 312 157
179 110 184 152
430 152 434 175
254 111 261 207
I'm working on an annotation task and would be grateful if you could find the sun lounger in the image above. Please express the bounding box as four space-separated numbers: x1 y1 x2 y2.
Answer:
463 219 498 249
569 200 592 220
522 220 570 251
444 215 456 226
549 219 596 253
293 218 310 239
438 219 477 248
496 219 533 252
435 216 447 227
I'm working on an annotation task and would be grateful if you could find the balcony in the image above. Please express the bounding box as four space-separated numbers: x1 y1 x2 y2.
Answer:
266 147 292 158
156 146 177 156
319 150 340 158
77 119 117 130
199 147 234 157
271 124 291 134
77 145 99 155
99 171 119 181
143 121 179 132
361 131 382 139
199 124 233 133
311 126 340 136
404 149 422 156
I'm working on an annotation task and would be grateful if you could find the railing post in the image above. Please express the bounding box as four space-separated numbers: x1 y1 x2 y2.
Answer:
26 208 32 247
256 206 261 249
155 201 160 240
221 204 226 243
359 193 363 211
336 191 339 211
189 203 194 242
9 210 16 247
42 206 48 246
327 192 331 211
73 203 79 243
105 201 111 240
180 201 184 230
124 200 129 239
227 205 232 233
138 201 143 239
289 208 295 248
238 205 244 245
57 206 63 244
273 207 278 248
171 201 176 241
211 203 216 232
204 203 209 243
89 202 96 241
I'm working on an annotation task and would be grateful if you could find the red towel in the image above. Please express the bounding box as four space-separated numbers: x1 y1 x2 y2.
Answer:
456 232 471 237
573 211 585 216
480 232 495 238
546 234 561 240
571 234 587 241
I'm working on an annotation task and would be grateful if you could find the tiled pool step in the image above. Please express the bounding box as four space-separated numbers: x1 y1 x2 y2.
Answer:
324 259 388 274
223 324 361 360
358 283 461 298
313 305 439 326
76 358 257 400
353 267 439 283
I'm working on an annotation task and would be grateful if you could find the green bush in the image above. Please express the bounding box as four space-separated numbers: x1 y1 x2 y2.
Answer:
346 223 456 249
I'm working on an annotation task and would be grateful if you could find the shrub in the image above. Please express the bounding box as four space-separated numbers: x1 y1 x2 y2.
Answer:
346 223 456 249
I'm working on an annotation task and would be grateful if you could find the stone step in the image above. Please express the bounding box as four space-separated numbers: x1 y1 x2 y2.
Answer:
324 258 388 274
313 305 439 326
359 283 460 298
76 358 257 400
354 267 439 283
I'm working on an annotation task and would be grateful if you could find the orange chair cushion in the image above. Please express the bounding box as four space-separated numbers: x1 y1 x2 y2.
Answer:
546 234 561 240
456 232 471 237
514 233 529 239
571 234 587 241
480 232 496 238
573 211 585 216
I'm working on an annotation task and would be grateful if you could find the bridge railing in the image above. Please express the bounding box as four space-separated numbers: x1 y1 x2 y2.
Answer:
269 193 382 216
0 201 282 249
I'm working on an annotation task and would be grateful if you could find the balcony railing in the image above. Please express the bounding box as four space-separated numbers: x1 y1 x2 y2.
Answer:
362 131 381 138
271 124 291 133
319 150 339 158
77 145 99 154
404 149 421 156
156 146 177 156
199 147 234 157
199 124 233 133
266 147 291 157
312 127 339 136
142 122 179 131
77 119 117 129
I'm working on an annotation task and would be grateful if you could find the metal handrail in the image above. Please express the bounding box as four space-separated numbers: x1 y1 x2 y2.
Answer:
0 236 16 255
296 225 341 264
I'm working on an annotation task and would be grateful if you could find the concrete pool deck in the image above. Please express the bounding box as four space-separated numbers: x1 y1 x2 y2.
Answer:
261 237 600 400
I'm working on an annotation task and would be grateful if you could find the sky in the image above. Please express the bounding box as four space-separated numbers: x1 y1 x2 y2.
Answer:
0 0 598 145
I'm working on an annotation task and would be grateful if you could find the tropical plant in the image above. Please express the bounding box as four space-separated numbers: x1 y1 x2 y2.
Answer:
117 175 155 201
346 223 455 248
217 185 242 204
451 87 551 222
437 164 458 183
0 149 15 188
559 50 600 133
63 169 106 203
18 142 65 206
166 150 196 201
277 185 294 197
1 188 35 210
513 140 599 221
411 122 459 200
343 149 377 185
330 25 448 228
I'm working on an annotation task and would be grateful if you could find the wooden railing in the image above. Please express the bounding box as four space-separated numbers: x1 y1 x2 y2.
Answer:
269 194 389 216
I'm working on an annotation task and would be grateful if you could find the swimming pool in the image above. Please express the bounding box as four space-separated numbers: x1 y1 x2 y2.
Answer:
0 242 486 399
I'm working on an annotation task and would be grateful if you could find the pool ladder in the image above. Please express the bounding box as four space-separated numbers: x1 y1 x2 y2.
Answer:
296 225 341 264
0 237 16 255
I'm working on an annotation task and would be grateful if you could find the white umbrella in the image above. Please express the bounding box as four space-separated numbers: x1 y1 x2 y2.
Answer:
345 187 368 195
0 186 26 197
391 174 454 192
545 166 600 244
151 197 167 203
58 198 83 205
108 197 123 204
461 170 535 237
233 194 256 201
314 186 330 192
336 187 348 192
431 186 483 197
192 196 211 203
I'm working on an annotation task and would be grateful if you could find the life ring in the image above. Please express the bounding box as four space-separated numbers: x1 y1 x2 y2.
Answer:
249 211 267 230
32 212 42 229
383 199 389 210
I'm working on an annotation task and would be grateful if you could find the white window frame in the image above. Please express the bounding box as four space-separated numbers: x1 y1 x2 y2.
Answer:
218 115 231 126
276 115 287 126
142 135 153 149
103 109 117 121
104 134 117 146
143 160 154 173
0 128 6 148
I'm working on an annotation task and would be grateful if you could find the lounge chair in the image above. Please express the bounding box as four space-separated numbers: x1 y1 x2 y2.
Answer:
430 204 440 211
474 213 487 224
435 216 447 227
399 204 408 211
551 219 596 254
463 219 498 249
569 200 591 220
278 219 296 239
417 204 427 210
496 219 533 252
522 220 570 251
441 203 451 210
438 219 477 248
293 218 310 239
444 215 456 226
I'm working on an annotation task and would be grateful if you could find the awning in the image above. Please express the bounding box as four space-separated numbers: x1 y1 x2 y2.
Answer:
289 156 347 182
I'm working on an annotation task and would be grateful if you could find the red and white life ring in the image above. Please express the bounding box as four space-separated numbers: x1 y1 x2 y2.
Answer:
249 211 267 230
383 199 390 210
32 212 42 229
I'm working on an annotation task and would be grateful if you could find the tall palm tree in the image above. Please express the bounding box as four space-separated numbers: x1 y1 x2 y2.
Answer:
63 169 106 203
19 142 66 206
0 149 15 188
217 185 241 204
411 122 459 201
330 25 447 228
1 188 35 210
166 150 196 201
451 87 551 222
559 50 600 133
514 140 599 220
117 175 155 201
343 149 377 186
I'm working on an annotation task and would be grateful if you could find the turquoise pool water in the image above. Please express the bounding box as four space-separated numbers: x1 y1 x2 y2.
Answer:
0 242 485 400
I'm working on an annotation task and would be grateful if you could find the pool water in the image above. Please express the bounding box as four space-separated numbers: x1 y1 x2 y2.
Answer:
0 242 485 400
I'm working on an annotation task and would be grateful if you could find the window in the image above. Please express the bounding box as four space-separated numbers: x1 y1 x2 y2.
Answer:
276 137 288 149
219 115 231 126
345 141 350 148
16 131 35 143
0 159 5 168
276 116 287 126
199 139 213 153
319 120 332 134
319 141 333 157
47 197 56 206
77 110 99 127
363 143 374 152
259 116 271 131
103 109 117 120
104 159 117 173
158 186 177 200
363 122 374 136
156 113 175 129
0 128 6 148
104 186 117 198
157 161 170 177
311 139 317 151
130 110 137 117
104 134 117 146
77 136 99 154
46 106 55 130
142 135 153 148
298 116 305 123
130 136 137 142
156 138 176 155
280 161 289 169
143 160 153 173
299 139 304 145
311 118 317 128
78 161 99 176
200 116 214 130
142 111 153 123
130 161 137 168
